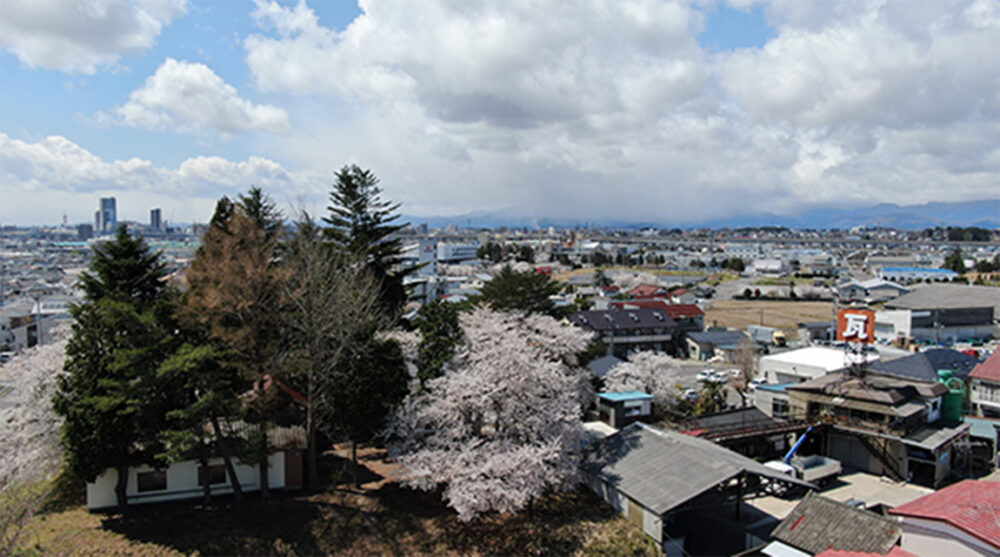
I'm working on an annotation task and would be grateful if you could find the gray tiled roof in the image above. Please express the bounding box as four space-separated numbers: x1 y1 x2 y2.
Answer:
572 308 678 332
687 330 748 347
582 423 813 516
771 492 901 555
868 349 980 382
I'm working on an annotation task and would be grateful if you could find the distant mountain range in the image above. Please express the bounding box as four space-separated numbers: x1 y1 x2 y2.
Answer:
402 199 1000 231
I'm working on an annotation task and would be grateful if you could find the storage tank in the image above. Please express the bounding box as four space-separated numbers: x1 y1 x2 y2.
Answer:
937 369 965 422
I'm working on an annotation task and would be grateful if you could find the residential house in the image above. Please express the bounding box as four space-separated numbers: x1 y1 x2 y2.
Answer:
686 329 749 361
787 373 968 487
867 349 980 385
798 321 835 343
628 283 668 299
86 422 305 510
597 391 654 428
837 279 910 303
753 259 788 276
610 300 705 356
571 307 678 358
764 493 903 556
969 350 1000 418
583 423 814 556
888 480 1000 556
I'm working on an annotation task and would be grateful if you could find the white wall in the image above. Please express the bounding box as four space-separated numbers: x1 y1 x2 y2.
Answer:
875 310 911 342
899 517 998 557
87 452 286 510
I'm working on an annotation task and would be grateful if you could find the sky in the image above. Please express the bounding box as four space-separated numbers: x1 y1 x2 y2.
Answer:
0 0 997 227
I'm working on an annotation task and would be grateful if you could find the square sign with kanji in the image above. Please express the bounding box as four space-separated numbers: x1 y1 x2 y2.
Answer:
837 309 875 343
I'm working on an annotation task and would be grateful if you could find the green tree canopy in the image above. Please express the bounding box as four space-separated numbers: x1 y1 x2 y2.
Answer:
54 227 176 511
324 165 412 315
415 300 463 387
480 264 561 316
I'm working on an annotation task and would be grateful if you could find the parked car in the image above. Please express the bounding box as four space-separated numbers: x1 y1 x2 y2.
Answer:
748 380 761 392
683 389 700 402
696 369 714 383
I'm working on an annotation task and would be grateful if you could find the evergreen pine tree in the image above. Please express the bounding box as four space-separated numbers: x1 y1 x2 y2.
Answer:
54 226 176 512
324 165 412 316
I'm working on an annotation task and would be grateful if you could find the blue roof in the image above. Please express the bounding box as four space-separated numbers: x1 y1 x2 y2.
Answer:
599 391 654 402
757 383 797 393
965 417 999 443
882 267 957 274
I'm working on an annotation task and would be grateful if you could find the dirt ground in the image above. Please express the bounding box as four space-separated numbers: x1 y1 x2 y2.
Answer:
704 299 834 334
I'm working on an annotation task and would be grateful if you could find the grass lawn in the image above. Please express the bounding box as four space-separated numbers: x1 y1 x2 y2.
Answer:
20 449 657 556
705 299 834 333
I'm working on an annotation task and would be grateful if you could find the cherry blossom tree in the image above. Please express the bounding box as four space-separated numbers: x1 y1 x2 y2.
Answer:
604 351 682 418
0 326 68 554
387 306 592 521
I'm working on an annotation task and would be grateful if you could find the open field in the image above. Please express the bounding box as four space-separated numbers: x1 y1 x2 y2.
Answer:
19 448 656 556
705 300 834 333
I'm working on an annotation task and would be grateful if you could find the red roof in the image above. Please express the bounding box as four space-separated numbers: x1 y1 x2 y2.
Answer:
610 300 704 319
628 284 667 298
815 548 917 557
661 303 705 319
888 480 1000 549
970 350 1000 383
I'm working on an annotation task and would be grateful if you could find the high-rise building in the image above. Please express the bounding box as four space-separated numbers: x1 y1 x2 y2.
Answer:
96 197 117 232
150 208 162 230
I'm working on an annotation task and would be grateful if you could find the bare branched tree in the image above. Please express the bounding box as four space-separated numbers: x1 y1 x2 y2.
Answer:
730 338 759 408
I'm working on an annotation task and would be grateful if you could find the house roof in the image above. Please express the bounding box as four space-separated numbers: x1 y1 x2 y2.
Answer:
772 493 902 555
682 407 777 433
582 423 814 516
687 330 748 347
599 391 654 402
571 308 678 332
588 354 624 379
889 480 1000 549
868 349 980 383
970 350 1000 383
788 372 948 407
628 283 667 297
612 300 705 319
815 548 918 557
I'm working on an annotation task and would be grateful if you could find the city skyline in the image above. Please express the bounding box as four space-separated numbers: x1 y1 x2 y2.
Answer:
1 1 998 227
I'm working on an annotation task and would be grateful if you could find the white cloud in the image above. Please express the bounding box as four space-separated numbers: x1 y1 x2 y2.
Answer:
101 58 290 136
0 0 187 74
239 0 997 224
0 133 320 225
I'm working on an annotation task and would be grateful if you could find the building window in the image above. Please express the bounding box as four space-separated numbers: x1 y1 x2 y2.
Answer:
137 470 167 492
772 399 789 419
199 464 227 486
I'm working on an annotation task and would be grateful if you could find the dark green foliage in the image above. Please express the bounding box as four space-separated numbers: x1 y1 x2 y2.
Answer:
480 264 561 316
324 165 411 316
415 300 463 387
328 332 408 444
54 229 176 510
943 247 967 274
516 245 535 263
593 269 612 288
724 258 746 272
591 251 611 266
477 242 503 263
78 225 167 308
237 186 282 241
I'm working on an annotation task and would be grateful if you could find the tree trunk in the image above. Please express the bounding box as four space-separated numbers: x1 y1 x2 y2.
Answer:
114 465 128 513
351 440 358 489
306 379 318 490
259 423 271 500
199 442 212 505
210 414 243 503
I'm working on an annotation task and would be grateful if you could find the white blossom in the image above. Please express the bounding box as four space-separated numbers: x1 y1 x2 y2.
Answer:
388 306 592 521
0 325 69 487
604 351 682 410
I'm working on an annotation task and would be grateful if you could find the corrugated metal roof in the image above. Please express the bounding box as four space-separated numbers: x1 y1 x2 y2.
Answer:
599 391 654 402
582 423 813 516
889 480 1000 549
772 493 902 555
